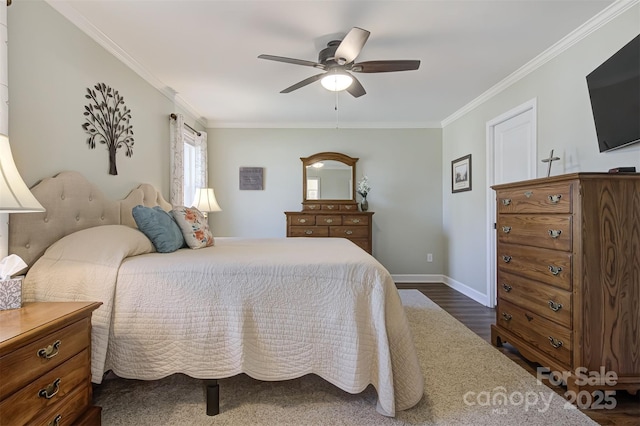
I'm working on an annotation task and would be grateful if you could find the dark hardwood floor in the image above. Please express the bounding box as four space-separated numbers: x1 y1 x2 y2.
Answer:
396 283 640 426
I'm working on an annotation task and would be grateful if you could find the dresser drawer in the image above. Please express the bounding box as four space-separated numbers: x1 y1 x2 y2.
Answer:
0 318 91 400
302 204 321 211
288 215 316 226
497 299 572 366
498 270 572 328
497 244 572 290
288 226 329 237
0 349 90 425
340 204 358 211
321 204 340 211
316 215 342 225
30 384 93 426
330 226 369 239
342 215 369 226
498 215 572 251
497 182 572 214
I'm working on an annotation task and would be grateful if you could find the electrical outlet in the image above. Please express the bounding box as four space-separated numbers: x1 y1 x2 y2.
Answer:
427 253 433 262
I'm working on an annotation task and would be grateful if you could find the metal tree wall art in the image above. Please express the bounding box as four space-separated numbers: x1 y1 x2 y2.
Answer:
82 83 134 175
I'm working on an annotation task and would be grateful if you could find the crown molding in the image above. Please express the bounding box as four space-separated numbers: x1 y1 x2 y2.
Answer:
441 0 639 128
207 120 442 129
44 0 207 128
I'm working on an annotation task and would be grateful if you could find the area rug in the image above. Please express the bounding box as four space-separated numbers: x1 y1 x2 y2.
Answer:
93 290 596 425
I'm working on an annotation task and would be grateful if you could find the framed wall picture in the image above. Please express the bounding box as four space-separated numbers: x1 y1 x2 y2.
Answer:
239 167 264 190
451 154 472 193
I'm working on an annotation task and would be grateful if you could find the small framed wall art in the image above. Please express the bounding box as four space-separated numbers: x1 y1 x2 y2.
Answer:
239 167 264 190
451 154 472 193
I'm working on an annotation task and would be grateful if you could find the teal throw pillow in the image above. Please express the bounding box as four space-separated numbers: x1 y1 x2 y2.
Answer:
132 205 185 253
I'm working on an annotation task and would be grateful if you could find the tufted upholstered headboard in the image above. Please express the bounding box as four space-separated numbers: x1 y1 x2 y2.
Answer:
8 171 172 267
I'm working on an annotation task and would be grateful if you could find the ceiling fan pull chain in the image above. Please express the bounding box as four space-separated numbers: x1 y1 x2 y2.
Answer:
335 91 339 129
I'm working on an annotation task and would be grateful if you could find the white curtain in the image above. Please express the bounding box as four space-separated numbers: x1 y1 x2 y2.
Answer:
170 113 207 206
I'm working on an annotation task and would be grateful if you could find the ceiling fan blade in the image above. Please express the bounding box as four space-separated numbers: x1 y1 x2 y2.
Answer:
346 74 366 98
258 54 324 69
280 73 326 93
353 60 421 73
334 27 370 65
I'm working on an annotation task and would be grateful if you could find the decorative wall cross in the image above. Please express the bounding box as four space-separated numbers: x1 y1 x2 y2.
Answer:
541 149 560 177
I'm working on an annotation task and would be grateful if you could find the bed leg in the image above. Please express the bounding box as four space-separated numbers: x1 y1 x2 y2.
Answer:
205 379 220 416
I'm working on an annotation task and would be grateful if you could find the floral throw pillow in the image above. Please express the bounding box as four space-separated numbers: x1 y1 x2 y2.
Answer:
171 206 214 249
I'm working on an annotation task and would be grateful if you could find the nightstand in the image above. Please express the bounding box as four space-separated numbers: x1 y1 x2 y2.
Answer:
0 302 102 425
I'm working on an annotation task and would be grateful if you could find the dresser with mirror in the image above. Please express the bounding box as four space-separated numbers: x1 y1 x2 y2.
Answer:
284 152 374 254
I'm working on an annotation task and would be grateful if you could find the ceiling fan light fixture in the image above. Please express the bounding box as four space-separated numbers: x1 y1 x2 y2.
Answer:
320 72 353 92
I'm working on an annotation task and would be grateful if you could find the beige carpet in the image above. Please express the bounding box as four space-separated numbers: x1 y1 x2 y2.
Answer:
93 290 597 425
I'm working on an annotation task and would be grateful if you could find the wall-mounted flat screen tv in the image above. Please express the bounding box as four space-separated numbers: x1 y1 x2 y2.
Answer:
586 34 639 153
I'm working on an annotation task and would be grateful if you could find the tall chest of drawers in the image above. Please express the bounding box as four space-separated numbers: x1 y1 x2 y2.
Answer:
0 302 102 425
491 173 639 395
285 204 374 254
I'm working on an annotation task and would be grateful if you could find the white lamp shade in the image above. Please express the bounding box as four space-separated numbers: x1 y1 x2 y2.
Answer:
192 188 222 212
320 72 353 92
0 134 45 213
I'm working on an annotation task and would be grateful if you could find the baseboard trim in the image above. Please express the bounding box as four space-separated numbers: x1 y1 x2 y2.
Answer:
442 276 489 306
391 274 444 283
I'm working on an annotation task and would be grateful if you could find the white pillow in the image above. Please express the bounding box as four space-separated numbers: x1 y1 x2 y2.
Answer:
171 206 215 249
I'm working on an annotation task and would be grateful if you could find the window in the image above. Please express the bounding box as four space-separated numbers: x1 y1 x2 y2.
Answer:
307 177 320 200
170 113 207 206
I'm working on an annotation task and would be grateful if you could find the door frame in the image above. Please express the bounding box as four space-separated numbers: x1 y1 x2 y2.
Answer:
485 98 537 307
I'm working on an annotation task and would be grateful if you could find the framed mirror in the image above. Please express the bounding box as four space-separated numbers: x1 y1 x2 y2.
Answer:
301 152 358 206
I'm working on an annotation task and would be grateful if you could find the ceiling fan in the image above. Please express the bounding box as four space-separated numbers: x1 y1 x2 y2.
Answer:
258 27 420 98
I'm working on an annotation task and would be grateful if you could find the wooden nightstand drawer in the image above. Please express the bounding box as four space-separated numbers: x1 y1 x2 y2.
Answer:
497 244 572 290
497 215 572 251
498 271 572 328
0 318 90 400
30 384 93 426
0 349 90 425
497 299 572 366
342 215 368 226
289 226 329 237
497 182 572 214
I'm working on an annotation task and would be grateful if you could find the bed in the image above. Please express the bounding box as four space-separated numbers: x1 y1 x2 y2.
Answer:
8 171 424 417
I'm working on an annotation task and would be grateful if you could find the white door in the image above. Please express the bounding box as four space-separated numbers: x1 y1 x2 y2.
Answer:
485 99 537 307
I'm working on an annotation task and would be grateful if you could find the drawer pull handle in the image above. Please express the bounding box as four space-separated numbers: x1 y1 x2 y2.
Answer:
548 265 563 276
327 205 335 209
304 230 313 235
548 229 562 238
48 415 62 426
309 205 317 210
37 340 61 360
501 312 512 321
38 378 61 399
501 199 512 206
502 283 512 292
501 226 511 233
548 336 563 349
524 191 533 198
548 194 562 204
352 219 361 223
299 219 306 223
502 255 512 263
326 219 333 223
345 230 353 235
548 300 563 312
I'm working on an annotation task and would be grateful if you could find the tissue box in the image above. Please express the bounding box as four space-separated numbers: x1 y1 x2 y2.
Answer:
0 276 23 310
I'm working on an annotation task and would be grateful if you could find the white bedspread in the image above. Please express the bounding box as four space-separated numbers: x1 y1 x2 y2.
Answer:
23 227 423 416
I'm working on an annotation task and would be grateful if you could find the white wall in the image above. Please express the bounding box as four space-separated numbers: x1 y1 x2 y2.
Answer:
442 5 640 296
207 128 443 275
7 1 203 200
